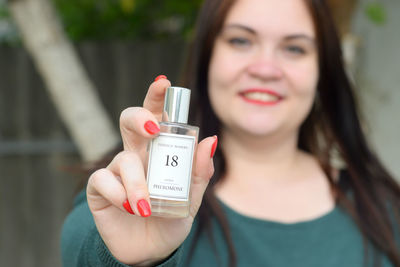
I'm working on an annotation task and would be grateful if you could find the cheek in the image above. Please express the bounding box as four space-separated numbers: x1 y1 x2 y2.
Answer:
208 47 227 119
285 58 319 124
209 45 236 89
287 58 318 98
208 40 251 89
208 44 240 108
208 50 223 108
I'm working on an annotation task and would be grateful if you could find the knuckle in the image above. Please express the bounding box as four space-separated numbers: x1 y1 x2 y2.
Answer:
113 151 147 197
115 150 141 166
120 107 140 127
88 168 109 187
132 183 149 199
120 107 133 122
91 168 108 179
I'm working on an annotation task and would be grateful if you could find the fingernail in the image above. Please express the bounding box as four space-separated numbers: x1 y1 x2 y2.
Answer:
144 121 160 135
154 75 167 82
210 135 218 158
137 199 151 217
123 200 135 214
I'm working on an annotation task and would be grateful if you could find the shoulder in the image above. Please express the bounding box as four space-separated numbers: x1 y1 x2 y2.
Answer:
61 188 96 266
62 189 94 234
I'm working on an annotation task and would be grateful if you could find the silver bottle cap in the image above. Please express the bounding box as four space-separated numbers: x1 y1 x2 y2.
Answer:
162 86 191 124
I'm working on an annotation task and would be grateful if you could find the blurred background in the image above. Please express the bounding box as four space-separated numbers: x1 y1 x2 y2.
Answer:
0 0 399 266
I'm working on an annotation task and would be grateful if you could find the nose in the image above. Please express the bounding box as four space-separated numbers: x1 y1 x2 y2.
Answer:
246 49 284 81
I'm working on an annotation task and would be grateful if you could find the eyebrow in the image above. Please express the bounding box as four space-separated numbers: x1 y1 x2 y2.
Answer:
222 24 316 44
223 24 256 34
284 34 315 44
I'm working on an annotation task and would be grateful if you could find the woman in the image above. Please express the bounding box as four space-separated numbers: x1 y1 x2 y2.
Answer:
61 0 400 266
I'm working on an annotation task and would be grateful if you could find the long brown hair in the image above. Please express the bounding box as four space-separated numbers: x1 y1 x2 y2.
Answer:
183 0 400 266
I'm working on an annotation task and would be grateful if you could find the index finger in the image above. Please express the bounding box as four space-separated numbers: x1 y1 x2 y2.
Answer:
143 75 171 121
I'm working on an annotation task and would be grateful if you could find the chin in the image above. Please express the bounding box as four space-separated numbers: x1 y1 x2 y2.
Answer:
239 114 280 131
246 128 279 137
235 122 281 137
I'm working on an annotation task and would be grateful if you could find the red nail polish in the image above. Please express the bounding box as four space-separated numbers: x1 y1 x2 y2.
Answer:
154 75 167 82
144 121 160 135
137 199 151 217
123 200 135 214
210 136 218 158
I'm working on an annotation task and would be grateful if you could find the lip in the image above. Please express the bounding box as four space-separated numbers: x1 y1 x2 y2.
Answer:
238 88 283 106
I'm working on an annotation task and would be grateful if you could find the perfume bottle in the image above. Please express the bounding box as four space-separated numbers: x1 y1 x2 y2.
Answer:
146 86 199 217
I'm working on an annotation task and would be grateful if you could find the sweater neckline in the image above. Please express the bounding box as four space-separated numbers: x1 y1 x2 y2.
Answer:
218 198 341 230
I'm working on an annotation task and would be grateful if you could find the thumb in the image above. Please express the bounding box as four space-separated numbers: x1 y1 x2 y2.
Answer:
189 135 218 218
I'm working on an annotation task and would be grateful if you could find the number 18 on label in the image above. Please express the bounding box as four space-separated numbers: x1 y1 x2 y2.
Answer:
147 133 196 201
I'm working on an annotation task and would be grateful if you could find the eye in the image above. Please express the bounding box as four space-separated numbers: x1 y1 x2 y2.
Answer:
285 45 306 55
228 37 252 48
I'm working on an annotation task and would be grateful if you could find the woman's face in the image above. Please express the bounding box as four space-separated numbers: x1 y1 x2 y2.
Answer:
208 0 318 139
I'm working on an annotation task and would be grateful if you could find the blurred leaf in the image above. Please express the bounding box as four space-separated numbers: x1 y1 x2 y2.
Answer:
120 0 135 14
50 0 203 41
365 2 386 25
0 5 9 18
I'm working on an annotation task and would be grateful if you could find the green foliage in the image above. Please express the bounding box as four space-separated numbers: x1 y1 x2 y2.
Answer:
0 6 8 18
0 3 19 44
52 0 203 41
365 2 386 25
3 0 388 43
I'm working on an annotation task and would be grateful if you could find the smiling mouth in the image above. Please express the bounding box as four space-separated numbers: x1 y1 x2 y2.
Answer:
239 90 282 105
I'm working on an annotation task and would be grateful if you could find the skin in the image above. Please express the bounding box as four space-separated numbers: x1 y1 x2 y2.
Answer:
86 0 335 265
209 0 318 139
87 78 216 265
210 0 335 222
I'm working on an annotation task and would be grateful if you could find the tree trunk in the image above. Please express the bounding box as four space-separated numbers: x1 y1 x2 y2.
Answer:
328 0 360 72
328 0 358 36
8 0 119 162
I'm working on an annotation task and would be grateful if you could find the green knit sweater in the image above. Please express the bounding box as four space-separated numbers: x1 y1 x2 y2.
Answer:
61 190 394 267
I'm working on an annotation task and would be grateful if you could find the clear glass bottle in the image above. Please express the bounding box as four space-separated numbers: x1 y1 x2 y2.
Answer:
146 87 199 217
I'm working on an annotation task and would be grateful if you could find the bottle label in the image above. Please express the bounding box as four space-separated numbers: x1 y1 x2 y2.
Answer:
147 133 196 201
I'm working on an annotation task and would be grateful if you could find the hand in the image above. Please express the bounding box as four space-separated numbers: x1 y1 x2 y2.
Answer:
86 76 217 265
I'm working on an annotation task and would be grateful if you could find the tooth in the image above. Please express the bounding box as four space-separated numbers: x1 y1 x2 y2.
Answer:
261 94 269 101
244 92 278 102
